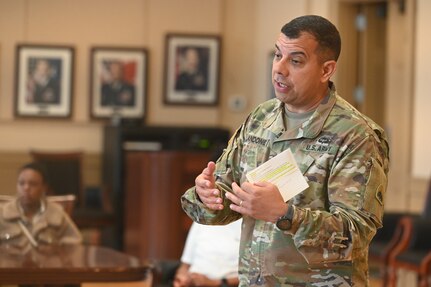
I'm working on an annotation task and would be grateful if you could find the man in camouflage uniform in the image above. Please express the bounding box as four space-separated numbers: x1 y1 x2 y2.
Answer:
181 15 389 287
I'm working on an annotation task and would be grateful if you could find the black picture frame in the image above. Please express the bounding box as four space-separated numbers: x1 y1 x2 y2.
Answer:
90 47 148 120
163 33 221 106
15 44 74 118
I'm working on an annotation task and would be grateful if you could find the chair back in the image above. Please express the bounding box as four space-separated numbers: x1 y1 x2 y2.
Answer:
0 194 14 204
30 150 84 207
46 194 77 215
0 194 76 216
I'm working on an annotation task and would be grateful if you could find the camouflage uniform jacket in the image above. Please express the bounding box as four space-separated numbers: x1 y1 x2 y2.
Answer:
181 83 390 286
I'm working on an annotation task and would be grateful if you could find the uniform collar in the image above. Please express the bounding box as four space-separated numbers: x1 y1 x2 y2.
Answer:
16 198 46 221
268 82 337 142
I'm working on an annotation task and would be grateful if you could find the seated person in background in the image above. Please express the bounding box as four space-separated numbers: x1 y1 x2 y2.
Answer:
0 162 82 252
174 220 241 287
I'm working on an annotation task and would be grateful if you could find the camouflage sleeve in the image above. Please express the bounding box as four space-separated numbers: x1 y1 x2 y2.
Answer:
181 123 247 225
288 134 389 265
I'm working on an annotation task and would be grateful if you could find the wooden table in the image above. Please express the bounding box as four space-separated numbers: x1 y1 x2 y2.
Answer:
0 244 151 286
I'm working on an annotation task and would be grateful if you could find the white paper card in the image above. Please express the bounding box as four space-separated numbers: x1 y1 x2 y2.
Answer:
246 148 309 201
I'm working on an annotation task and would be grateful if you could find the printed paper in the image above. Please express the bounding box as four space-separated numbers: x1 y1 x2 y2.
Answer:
246 148 309 201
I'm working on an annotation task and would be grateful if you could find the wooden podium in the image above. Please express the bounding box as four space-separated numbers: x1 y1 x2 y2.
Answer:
123 150 212 261
103 125 229 250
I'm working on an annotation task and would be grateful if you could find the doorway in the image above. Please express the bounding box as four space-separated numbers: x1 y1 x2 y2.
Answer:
336 1 387 127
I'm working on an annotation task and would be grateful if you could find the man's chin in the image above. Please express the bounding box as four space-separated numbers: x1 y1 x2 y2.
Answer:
274 93 291 104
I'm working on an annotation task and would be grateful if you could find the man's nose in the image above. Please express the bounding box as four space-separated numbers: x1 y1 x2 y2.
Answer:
273 60 289 77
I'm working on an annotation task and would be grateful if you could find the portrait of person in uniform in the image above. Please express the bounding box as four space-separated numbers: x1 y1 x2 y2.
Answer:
181 15 390 286
174 46 209 92
100 60 136 107
26 58 61 105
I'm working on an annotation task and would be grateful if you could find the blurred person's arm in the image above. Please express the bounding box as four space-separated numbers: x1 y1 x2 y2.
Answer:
222 276 239 286
173 262 191 287
190 273 239 287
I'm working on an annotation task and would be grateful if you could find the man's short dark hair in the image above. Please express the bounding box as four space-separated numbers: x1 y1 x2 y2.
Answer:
281 15 341 62
19 162 50 184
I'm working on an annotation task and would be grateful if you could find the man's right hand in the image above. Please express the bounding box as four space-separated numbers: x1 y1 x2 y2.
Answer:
195 161 224 210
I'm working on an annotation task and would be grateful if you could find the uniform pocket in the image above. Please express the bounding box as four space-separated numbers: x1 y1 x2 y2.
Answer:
297 154 315 175
361 157 386 227
0 224 22 241
240 141 270 170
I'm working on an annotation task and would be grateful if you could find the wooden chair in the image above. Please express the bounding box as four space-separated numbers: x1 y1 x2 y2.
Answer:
30 150 86 206
0 194 76 216
368 212 412 286
47 194 77 215
386 179 431 287
387 216 431 287
0 194 13 203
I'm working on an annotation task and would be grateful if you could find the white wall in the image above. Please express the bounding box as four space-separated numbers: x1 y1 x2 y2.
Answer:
412 0 431 179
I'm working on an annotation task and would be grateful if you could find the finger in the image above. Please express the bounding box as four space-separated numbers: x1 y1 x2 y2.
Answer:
226 183 248 214
250 181 271 188
246 181 282 197
240 180 260 191
195 185 223 211
208 203 224 210
195 175 220 196
195 176 214 189
229 198 245 214
196 170 218 189
201 201 224 210
224 191 240 206
232 181 250 200
202 161 216 176
197 190 223 204
199 162 216 189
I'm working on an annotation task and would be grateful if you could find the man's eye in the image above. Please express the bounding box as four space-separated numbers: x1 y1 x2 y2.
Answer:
274 53 282 60
291 59 301 65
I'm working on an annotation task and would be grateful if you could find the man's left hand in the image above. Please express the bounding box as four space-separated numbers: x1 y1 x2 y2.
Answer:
226 181 288 222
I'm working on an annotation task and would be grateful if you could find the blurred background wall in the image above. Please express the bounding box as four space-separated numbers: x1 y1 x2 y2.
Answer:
0 0 429 215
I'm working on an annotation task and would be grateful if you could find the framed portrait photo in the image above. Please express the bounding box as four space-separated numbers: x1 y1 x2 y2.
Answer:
15 44 74 118
164 34 221 106
90 47 148 120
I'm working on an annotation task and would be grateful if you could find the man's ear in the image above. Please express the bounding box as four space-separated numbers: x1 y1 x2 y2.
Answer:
321 60 337 82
